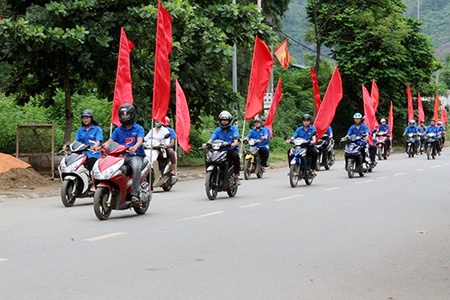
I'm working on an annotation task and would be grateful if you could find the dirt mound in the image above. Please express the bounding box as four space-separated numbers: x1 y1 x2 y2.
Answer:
0 168 50 191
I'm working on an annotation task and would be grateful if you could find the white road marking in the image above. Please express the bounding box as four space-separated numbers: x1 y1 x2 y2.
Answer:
378 176 388 179
239 203 262 208
416 169 424 171
274 195 303 202
394 172 406 176
84 232 126 242
430 165 442 168
324 187 340 191
175 211 224 222
0 258 9 262
353 180 374 184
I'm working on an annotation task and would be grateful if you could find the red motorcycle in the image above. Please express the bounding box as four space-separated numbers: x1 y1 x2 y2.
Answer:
91 142 151 220
375 131 390 160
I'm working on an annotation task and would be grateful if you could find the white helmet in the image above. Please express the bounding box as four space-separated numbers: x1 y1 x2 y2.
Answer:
218 111 233 129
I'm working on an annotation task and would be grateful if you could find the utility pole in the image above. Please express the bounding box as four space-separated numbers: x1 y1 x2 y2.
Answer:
417 0 420 20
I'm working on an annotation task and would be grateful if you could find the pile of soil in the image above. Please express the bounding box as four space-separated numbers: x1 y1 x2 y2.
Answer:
0 153 49 191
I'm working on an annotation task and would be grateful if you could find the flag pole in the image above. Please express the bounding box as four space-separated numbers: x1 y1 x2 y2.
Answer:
240 119 246 162
148 119 154 194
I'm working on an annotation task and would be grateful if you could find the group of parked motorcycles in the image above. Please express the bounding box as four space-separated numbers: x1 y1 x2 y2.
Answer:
58 134 176 220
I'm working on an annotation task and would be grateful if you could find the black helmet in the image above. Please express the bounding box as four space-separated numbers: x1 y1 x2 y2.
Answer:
118 104 136 126
218 110 233 129
81 109 93 118
302 114 312 121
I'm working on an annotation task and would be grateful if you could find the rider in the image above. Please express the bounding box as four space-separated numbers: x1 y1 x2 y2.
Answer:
145 120 177 177
204 111 241 185
244 117 270 170
403 119 419 153
325 126 333 139
373 118 391 152
103 104 145 203
286 113 318 175
74 109 103 171
424 118 441 155
438 120 446 145
343 112 376 169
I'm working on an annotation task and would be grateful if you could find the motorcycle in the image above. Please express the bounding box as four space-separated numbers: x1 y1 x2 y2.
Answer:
425 132 438 160
405 133 418 158
144 133 177 191
343 134 373 178
375 131 390 160
288 138 315 187
315 134 335 171
203 140 238 200
243 138 263 180
91 142 151 220
58 141 94 207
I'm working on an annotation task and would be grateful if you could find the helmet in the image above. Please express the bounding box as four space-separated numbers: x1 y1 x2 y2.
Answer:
118 104 136 126
260 116 266 121
380 118 386 123
438 121 442 125
218 110 233 129
165 116 171 126
409 119 416 125
353 113 362 119
431 118 436 122
81 109 93 118
302 114 312 121
253 117 262 123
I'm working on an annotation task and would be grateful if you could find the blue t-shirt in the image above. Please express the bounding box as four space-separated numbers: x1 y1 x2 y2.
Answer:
404 126 418 134
293 125 317 142
377 124 390 133
425 125 440 135
75 125 103 159
347 124 370 145
325 126 333 136
210 126 240 150
111 123 145 157
247 127 270 147
167 127 177 140
438 125 446 134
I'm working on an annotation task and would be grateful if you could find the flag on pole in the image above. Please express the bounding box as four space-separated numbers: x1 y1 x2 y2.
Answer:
362 85 377 139
313 66 343 138
406 84 414 122
175 79 190 153
388 101 394 140
265 79 283 139
371 80 379 112
441 105 448 125
274 39 291 69
244 36 273 120
417 92 425 123
111 28 134 126
310 68 321 114
433 94 440 121
152 0 173 124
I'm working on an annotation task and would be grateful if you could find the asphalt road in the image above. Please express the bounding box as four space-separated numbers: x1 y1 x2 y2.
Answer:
1 151 449 299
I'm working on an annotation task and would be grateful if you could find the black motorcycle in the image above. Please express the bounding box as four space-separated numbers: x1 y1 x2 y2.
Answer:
425 132 438 160
315 134 335 171
405 133 418 158
203 140 238 200
343 134 373 178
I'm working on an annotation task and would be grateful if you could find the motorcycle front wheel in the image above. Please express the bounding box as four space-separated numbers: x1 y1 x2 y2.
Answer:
347 160 355 178
133 198 150 215
93 187 112 220
61 179 77 207
205 171 218 200
256 160 263 178
243 159 252 180
377 147 382 160
427 144 431 160
304 168 313 186
289 164 299 187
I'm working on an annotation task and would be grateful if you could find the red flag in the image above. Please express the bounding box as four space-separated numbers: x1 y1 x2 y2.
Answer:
441 105 448 125
371 80 379 113
388 101 394 140
175 79 191 153
111 28 134 126
152 0 173 124
310 68 321 114
433 94 440 121
265 79 283 139
406 84 414 122
417 92 425 123
313 66 343 138
244 36 274 120
274 39 291 69
363 85 377 145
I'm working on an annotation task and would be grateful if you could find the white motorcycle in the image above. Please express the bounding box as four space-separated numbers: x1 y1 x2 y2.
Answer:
58 141 95 207
144 134 177 191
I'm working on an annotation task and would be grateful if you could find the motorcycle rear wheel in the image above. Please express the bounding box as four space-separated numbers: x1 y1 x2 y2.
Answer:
205 171 218 200
133 198 150 215
377 147 382 160
289 165 299 187
347 160 355 178
61 179 76 207
243 159 251 180
227 178 238 198
93 187 112 220
427 145 431 160
304 170 313 186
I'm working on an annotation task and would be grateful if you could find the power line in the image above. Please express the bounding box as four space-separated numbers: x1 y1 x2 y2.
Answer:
278 30 331 59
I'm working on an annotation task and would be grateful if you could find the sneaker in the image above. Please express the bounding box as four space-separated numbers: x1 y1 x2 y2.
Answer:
234 176 241 186
438 152 441 156
131 196 139 203
261 166 266 172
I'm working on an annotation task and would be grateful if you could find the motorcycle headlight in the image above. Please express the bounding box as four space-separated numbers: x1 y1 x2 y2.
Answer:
60 158 83 173
92 160 122 180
